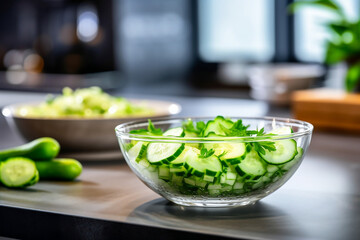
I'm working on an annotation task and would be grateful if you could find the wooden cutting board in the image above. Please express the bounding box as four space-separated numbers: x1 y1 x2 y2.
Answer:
291 88 360 134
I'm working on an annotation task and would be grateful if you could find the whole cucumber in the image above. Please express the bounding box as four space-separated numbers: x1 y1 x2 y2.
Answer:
0 137 60 161
35 158 82 181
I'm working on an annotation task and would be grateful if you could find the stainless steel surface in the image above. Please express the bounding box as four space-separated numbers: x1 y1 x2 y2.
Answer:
0 90 359 239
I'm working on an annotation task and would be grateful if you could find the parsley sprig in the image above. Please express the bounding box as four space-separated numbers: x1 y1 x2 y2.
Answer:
220 120 276 154
130 119 163 135
182 119 206 136
199 147 215 158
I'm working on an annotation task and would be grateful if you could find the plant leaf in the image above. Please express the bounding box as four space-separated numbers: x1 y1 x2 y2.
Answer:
345 62 360 92
129 129 149 135
325 41 351 64
288 0 345 19
196 121 206 136
327 22 349 36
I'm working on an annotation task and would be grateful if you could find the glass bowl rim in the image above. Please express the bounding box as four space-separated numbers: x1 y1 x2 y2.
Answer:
115 116 313 143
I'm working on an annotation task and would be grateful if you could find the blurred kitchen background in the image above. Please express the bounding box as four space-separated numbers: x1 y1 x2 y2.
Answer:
0 0 358 103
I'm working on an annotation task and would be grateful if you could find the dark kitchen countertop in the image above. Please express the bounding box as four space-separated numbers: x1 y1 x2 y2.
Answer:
0 87 359 240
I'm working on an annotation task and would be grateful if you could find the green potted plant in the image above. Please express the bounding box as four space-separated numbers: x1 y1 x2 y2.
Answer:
290 0 360 92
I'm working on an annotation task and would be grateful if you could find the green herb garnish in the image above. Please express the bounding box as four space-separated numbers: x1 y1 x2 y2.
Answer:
199 147 215 158
130 119 163 135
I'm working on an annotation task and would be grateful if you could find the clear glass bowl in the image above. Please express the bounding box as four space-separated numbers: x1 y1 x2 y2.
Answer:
115 117 313 207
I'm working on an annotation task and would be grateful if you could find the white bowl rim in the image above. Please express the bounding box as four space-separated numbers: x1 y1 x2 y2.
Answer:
115 116 314 143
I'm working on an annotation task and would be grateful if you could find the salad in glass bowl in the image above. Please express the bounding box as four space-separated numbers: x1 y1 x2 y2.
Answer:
116 116 313 207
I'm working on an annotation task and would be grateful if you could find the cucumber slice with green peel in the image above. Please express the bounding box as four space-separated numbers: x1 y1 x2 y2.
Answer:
0 157 39 188
204 132 246 164
128 142 147 163
203 116 234 136
204 141 246 163
185 154 222 178
183 131 200 148
147 142 185 165
235 151 266 178
169 146 199 168
281 147 303 171
259 139 298 165
269 127 293 135
163 127 185 137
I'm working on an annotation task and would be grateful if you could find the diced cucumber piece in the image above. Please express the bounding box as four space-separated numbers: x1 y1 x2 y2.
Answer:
147 142 185 165
0 157 39 188
195 178 208 188
184 177 196 186
208 183 221 190
235 151 266 178
220 172 226 184
203 175 215 182
170 166 186 173
163 127 185 137
220 185 232 192
259 139 298 165
266 165 279 173
209 189 221 195
226 171 237 180
138 159 151 168
147 165 157 172
233 181 244 190
171 174 184 186
225 179 236 186
158 166 170 180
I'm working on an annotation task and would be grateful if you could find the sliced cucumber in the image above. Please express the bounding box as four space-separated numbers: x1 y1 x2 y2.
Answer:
205 139 246 165
184 131 199 148
185 154 222 179
235 150 266 178
163 127 185 137
169 146 199 168
0 157 39 188
147 142 185 165
128 141 147 163
281 147 303 171
158 166 170 180
259 139 298 165
203 116 233 136
128 116 304 197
